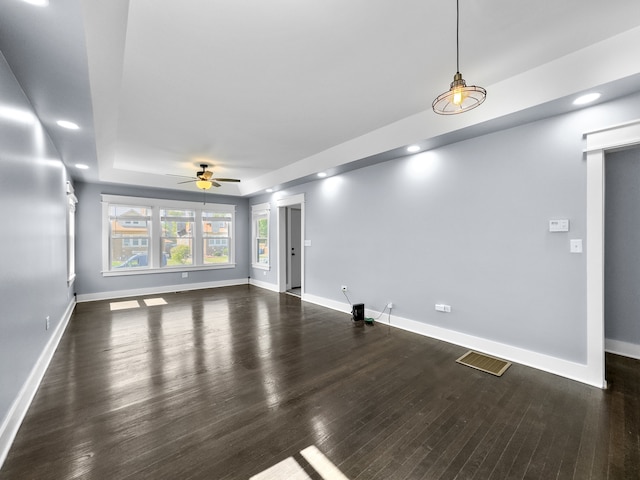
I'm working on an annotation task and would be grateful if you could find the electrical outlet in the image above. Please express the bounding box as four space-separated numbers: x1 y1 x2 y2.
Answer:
387 302 394 309
435 304 452 313
341 285 348 292
182 272 188 278
46 315 50 330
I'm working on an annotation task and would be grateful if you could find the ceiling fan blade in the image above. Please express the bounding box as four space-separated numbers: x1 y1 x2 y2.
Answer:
177 179 197 184
211 180 221 187
212 178 241 182
166 173 196 179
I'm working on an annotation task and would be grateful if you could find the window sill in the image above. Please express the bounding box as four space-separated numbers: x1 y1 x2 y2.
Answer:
252 263 270 271
102 263 236 277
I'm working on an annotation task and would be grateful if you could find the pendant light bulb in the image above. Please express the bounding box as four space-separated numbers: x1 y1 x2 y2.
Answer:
452 89 463 106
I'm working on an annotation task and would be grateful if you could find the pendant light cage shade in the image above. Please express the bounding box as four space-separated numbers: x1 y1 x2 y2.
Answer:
432 72 486 115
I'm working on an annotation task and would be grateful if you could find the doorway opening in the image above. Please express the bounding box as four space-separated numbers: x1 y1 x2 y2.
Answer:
585 119 640 388
276 194 305 297
604 145 640 360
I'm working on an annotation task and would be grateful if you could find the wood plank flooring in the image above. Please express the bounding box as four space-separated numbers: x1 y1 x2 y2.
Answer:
1 286 639 479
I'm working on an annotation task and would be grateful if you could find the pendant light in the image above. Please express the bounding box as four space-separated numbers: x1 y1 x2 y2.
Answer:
432 0 486 115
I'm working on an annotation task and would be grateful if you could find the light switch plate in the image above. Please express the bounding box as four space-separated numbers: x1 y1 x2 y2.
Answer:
549 219 570 232
570 239 583 253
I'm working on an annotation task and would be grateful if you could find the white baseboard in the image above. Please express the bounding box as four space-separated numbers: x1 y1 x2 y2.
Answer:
0 298 75 469
249 278 280 293
302 294 603 388
606 338 640 360
76 278 249 302
302 293 352 314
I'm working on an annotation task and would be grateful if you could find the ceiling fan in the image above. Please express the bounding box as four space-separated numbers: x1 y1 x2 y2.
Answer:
170 164 241 190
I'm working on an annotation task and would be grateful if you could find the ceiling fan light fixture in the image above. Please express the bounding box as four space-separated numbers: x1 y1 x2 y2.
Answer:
432 0 486 115
196 180 213 190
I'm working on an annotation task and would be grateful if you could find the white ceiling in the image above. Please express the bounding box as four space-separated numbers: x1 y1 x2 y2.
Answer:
2 0 640 196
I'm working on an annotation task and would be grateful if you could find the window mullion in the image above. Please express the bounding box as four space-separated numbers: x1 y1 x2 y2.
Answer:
195 209 204 266
151 207 161 268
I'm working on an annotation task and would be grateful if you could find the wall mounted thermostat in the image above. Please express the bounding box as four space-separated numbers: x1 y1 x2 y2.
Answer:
549 219 569 232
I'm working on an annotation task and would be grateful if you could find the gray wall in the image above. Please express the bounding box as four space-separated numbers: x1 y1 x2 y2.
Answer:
0 54 74 430
605 146 640 346
251 91 640 365
74 182 250 296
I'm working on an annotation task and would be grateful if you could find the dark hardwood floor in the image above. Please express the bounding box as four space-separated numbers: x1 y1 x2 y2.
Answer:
1 286 639 479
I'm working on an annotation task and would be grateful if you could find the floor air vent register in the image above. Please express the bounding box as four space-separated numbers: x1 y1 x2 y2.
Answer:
456 350 512 377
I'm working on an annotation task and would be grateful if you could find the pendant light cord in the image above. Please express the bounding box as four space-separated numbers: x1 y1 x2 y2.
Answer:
456 0 460 73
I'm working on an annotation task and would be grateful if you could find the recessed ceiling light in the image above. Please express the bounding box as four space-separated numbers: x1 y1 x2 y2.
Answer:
57 120 79 130
407 145 421 153
75 163 89 170
0 106 36 124
23 0 49 6
573 92 601 105
317 172 327 178
266 188 274 193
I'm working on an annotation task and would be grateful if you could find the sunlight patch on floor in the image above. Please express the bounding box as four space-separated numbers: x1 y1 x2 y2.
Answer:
250 445 349 480
250 457 311 480
109 300 140 311
143 297 167 306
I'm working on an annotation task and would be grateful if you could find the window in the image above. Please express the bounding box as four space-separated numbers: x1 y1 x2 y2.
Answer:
66 182 77 285
203 211 233 264
108 205 152 269
161 208 194 266
102 195 235 275
252 203 270 269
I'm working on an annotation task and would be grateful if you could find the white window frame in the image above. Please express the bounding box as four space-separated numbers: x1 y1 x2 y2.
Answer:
251 202 270 270
66 181 77 286
101 194 236 276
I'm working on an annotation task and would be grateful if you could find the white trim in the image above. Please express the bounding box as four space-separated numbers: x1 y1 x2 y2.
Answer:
585 148 606 388
605 339 640 360
303 293 352 314
251 203 270 269
0 299 75 470
102 263 236 277
252 202 270 211
101 194 235 212
277 206 286 292
275 194 305 294
67 188 78 287
76 278 248 303
249 278 280 293
103 196 236 274
585 120 640 390
302 293 603 388
275 193 304 208
584 120 640 152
